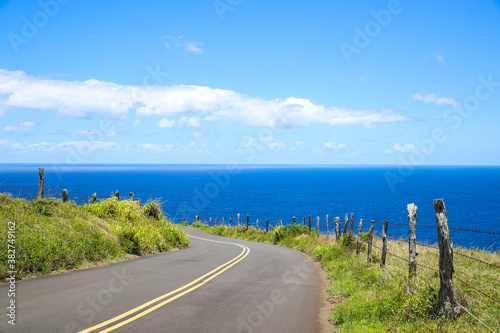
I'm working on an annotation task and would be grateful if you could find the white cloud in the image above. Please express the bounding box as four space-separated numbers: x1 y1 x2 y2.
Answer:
384 149 393 154
393 143 419 153
324 141 346 150
185 41 204 55
411 93 459 106
0 69 412 128
259 136 275 142
133 119 141 126
295 141 305 146
1 121 34 132
157 118 175 128
66 128 117 137
268 142 284 150
164 36 204 54
178 116 201 128
436 54 445 65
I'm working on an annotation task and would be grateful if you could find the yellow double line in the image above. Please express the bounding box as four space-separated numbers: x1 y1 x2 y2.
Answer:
79 235 250 333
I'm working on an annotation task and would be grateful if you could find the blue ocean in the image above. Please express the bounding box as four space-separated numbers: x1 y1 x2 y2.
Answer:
1 164 499 251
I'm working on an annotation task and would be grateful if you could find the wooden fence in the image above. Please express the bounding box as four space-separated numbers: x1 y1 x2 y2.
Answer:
183 199 500 323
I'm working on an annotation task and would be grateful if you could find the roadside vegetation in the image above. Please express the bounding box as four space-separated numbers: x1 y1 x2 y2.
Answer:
0 194 189 280
189 223 499 332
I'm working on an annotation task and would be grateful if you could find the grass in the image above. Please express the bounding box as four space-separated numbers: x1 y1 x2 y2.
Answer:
188 223 500 332
0 194 189 280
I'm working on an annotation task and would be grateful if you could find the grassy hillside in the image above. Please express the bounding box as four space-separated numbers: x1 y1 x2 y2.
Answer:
188 223 499 332
0 195 189 280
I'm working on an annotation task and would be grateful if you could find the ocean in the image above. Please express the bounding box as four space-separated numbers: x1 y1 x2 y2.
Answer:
0 164 499 251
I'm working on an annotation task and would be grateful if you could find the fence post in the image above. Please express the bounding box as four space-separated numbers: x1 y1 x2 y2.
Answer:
90 193 97 204
129 192 134 201
293 216 296 225
266 220 269 233
408 203 417 278
302 216 305 226
204 216 206 225
237 213 240 227
246 215 249 230
256 219 259 229
183 216 186 224
38 168 44 198
136 198 141 207
343 213 348 235
308 215 312 235
209 217 212 227
349 213 354 234
367 220 374 263
326 214 330 238
316 216 320 236
61 189 68 203
381 220 388 268
434 198 456 317
335 217 341 241
215 217 218 226
115 190 120 200
196 215 199 225
229 218 232 227
356 219 363 255
222 217 225 226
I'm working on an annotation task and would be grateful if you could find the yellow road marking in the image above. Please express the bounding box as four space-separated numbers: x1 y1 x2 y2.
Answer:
79 235 250 333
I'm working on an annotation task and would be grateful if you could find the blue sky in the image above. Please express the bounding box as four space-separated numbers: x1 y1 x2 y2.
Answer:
0 0 499 165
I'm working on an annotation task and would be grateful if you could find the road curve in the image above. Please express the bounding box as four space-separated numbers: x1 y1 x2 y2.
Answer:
1 229 328 333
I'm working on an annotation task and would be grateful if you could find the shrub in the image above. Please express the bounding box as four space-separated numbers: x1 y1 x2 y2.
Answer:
143 200 163 220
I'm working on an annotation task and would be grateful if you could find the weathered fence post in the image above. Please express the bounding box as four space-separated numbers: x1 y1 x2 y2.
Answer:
381 220 388 268
115 190 120 200
266 220 269 233
308 215 312 235
367 220 374 263
280 220 283 226
303 216 306 226
293 216 296 225
204 216 206 225
335 217 341 241
408 203 417 278
136 198 141 207
343 213 348 235
316 216 320 236
326 214 330 238
196 215 199 224
90 193 97 204
62 189 68 203
222 217 225 226
246 215 249 230
434 198 456 317
215 217 218 226
356 219 363 255
237 213 240 227
129 192 134 201
183 216 186 224
256 219 259 229
349 213 354 234
229 218 232 227
38 168 44 198
209 217 212 227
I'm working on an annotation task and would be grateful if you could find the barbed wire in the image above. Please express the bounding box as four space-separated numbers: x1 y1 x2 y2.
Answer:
455 302 497 333
454 274 500 304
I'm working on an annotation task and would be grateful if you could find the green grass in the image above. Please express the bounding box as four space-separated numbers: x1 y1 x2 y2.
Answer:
189 223 500 332
0 195 189 280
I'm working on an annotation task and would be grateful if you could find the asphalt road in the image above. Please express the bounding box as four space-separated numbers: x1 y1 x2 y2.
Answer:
1 229 328 333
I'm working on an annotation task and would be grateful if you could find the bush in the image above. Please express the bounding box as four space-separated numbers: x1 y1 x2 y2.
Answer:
143 200 163 220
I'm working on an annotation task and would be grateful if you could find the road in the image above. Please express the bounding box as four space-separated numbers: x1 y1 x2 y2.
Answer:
1 229 329 333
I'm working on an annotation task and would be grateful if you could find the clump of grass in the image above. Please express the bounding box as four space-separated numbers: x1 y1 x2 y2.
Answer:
143 200 163 220
0 195 189 280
